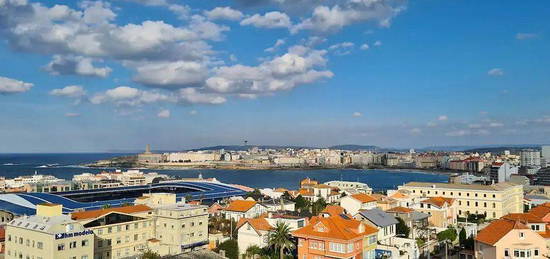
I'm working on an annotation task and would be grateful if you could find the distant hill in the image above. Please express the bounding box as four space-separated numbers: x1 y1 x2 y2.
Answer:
328 145 382 151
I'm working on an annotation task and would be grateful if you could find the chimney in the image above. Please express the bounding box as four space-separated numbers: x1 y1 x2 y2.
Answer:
36 203 62 217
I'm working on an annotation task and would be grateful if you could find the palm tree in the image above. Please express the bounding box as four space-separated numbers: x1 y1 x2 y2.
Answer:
268 222 295 259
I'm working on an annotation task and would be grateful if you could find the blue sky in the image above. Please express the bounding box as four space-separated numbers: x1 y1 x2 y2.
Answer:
0 0 549 152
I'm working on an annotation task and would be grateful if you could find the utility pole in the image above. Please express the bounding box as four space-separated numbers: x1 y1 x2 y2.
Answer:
445 240 448 259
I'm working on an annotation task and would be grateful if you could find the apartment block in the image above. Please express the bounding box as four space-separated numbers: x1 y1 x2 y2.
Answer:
398 182 523 219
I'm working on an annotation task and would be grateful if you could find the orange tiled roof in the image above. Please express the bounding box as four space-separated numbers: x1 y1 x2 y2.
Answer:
502 213 545 223
274 188 289 193
236 217 273 233
475 218 529 245
421 196 454 207
225 200 257 212
298 188 314 196
292 215 377 241
387 206 414 213
529 203 550 219
71 204 152 220
322 205 346 216
351 193 377 203
390 192 409 199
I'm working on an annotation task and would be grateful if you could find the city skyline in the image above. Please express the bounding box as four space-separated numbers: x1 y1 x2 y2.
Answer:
1 0 550 152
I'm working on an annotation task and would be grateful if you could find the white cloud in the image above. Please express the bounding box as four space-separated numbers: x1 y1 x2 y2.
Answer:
265 39 286 52
427 121 437 127
50 85 86 98
410 128 422 135
204 7 243 21
488 68 504 76
189 110 198 115
65 112 81 117
374 40 382 46
0 76 33 95
157 109 171 118
205 45 333 96
437 115 448 121
44 55 112 78
360 43 369 50
90 86 174 106
329 42 354 55
178 88 227 105
445 129 490 137
516 33 537 40
292 1 405 33
241 11 292 29
352 112 362 117
131 61 208 88
489 122 504 128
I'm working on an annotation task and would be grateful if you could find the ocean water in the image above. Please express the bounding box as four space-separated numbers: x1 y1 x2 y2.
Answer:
0 153 448 191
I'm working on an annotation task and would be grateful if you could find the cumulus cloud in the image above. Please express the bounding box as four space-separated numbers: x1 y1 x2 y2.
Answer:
205 45 333 96
189 110 198 115
360 43 369 50
437 115 448 121
131 61 208 88
328 42 354 55
410 128 422 135
516 33 538 40
445 129 490 137
50 85 86 98
374 40 382 46
265 39 286 52
0 76 33 95
292 0 406 33
204 7 243 21
44 55 112 78
90 86 174 106
157 109 171 118
488 68 504 76
352 112 362 117
241 11 292 29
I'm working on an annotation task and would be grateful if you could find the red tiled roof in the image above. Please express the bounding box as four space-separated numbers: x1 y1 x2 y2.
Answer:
387 206 414 213
71 205 152 220
351 193 377 203
421 196 454 207
322 205 345 216
502 213 545 223
475 218 529 245
292 215 377 241
225 200 257 212
236 218 273 233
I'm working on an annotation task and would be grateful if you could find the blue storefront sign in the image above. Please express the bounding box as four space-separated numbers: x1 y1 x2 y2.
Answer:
55 230 94 239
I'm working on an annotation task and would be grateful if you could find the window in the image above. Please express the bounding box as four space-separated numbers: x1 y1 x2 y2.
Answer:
484 202 487 207
117 238 121 244
134 234 138 241
475 202 478 207
347 243 354 252
81 256 88 259
329 242 346 253
98 240 103 247
97 229 103 235
37 242 43 249
58 244 65 251
519 232 525 239
493 194 496 198
369 235 376 244
82 240 89 247
458 192 461 196
505 249 509 256
108 227 112 233
535 249 539 256
493 203 496 208
125 224 129 230
69 241 77 249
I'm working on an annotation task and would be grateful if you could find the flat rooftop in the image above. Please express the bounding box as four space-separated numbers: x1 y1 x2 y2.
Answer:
401 181 520 191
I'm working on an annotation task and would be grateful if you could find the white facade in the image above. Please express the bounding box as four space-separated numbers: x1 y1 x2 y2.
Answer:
340 195 377 215
324 181 373 194
224 204 267 222
520 150 541 167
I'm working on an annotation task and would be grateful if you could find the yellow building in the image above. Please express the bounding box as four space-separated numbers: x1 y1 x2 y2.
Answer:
153 203 209 255
398 182 523 219
5 204 94 259
70 204 155 259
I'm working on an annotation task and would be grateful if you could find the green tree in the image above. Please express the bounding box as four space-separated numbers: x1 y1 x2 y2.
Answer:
395 217 410 237
459 228 467 246
101 204 112 209
311 198 327 215
437 227 457 242
140 250 161 259
216 239 239 259
294 195 309 212
246 189 263 200
281 191 292 201
246 245 263 257
268 222 295 259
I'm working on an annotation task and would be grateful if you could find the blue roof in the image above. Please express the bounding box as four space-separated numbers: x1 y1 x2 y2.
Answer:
0 181 246 215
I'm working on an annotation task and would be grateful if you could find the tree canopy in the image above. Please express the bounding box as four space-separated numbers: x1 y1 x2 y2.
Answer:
395 217 410 237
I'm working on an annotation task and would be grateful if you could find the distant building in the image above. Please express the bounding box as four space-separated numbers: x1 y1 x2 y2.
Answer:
488 162 518 183
542 145 550 167
324 180 373 194
414 196 457 228
521 149 541 168
137 144 164 164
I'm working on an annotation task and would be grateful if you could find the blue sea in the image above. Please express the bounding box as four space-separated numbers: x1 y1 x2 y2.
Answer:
0 153 448 191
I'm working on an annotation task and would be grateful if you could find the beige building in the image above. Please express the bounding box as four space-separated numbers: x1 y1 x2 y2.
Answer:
398 182 523 219
339 193 377 216
153 203 209 255
70 205 155 259
475 218 548 258
413 197 457 228
5 204 94 259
